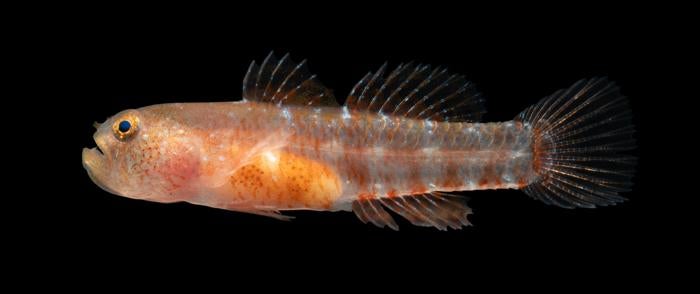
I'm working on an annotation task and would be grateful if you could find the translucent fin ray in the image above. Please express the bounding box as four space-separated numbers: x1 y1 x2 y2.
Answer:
345 63 486 122
242 51 338 106
351 192 472 230
516 77 636 208
351 199 398 230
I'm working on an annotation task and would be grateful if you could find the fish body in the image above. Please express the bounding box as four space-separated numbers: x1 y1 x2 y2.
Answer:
83 52 636 230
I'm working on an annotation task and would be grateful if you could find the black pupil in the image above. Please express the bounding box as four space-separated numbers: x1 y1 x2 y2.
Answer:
118 120 131 133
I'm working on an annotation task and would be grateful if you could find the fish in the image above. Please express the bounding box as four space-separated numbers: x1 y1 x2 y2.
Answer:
82 52 636 230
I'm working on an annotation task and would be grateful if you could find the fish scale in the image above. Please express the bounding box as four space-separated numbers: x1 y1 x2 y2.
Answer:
275 105 536 203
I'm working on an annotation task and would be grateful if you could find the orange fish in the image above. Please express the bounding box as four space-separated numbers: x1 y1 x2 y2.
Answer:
82 52 636 230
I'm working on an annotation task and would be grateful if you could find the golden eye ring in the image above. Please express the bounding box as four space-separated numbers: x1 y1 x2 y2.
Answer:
113 116 139 141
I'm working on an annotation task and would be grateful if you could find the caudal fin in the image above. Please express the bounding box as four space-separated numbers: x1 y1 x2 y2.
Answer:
516 78 636 208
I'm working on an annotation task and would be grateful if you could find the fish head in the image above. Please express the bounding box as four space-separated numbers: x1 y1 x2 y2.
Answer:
83 108 200 202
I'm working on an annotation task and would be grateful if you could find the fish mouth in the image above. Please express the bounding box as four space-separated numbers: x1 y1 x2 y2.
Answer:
83 133 107 169
83 141 119 195
82 146 104 170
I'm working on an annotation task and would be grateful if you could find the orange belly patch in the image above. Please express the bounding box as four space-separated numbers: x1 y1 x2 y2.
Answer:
229 151 342 209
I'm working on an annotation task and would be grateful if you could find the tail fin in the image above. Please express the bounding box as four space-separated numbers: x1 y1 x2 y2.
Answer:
516 78 636 208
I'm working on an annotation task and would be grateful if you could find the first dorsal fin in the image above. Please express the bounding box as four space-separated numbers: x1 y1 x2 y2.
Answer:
352 192 472 231
242 52 338 106
345 63 486 122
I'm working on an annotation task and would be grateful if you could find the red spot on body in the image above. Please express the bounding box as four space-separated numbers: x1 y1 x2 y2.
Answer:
410 184 428 195
517 177 528 188
387 189 398 198
344 153 369 193
478 178 489 187
358 193 375 201
441 162 461 189
493 178 502 187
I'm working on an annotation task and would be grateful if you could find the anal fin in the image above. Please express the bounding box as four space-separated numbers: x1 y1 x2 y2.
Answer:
352 199 399 230
351 192 472 231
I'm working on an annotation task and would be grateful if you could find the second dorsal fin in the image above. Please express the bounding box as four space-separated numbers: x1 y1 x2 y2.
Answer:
242 52 338 106
345 63 486 122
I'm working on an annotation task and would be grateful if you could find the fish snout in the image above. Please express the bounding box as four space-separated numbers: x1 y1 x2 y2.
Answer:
83 143 119 195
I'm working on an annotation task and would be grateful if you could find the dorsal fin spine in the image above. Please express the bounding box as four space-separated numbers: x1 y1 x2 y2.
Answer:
404 73 460 117
390 67 446 116
255 52 275 101
377 63 425 114
242 52 337 106
346 72 373 108
416 81 470 120
272 59 307 104
263 53 290 102
357 62 388 109
367 62 406 112
303 75 320 106
242 61 257 102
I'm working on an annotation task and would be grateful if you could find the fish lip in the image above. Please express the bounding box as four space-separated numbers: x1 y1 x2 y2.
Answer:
94 145 105 156
94 133 110 158
82 147 104 179
82 147 119 195
82 132 106 169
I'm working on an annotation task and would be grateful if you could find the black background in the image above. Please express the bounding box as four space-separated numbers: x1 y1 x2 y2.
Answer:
22 6 687 282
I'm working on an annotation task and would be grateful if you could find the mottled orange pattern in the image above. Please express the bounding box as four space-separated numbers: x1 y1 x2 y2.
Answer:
228 151 341 209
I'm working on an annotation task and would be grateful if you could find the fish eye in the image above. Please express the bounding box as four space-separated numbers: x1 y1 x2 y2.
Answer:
118 120 131 132
113 116 139 141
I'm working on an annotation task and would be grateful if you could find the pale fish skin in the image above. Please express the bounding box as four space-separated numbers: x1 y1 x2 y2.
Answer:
83 52 636 229
83 101 533 215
